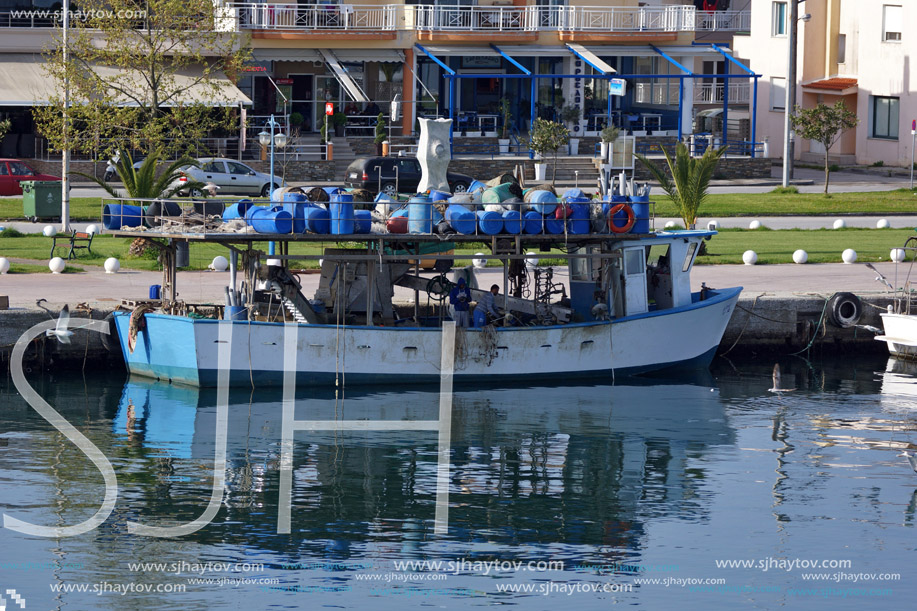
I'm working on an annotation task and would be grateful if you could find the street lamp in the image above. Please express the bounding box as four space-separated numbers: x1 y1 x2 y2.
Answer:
782 2 811 187
258 115 288 254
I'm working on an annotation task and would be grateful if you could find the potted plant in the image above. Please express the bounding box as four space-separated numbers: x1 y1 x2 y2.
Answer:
528 118 569 183
319 119 329 160
561 104 581 155
332 111 347 138
599 124 620 162
289 111 304 137
498 98 512 154
374 112 386 155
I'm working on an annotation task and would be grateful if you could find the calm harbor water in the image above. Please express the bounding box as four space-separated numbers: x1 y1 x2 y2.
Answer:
1 355 915 609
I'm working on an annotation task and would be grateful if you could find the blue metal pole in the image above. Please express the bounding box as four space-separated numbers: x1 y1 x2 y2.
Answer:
678 77 684 140
269 114 276 255
530 76 537 159
722 68 729 149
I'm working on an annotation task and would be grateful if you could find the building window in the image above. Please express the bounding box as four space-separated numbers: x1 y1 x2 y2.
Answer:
772 2 787 36
872 96 899 139
770 77 786 111
883 5 902 41
837 34 846 63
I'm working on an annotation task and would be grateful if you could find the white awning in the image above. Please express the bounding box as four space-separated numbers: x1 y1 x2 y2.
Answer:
333 49 405 63
0 54 250 107
566 44 616 75
319 49 369 102
0 54 55 105
251 48 322 62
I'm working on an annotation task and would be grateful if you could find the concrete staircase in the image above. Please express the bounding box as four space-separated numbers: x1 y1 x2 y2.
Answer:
538 156 602 185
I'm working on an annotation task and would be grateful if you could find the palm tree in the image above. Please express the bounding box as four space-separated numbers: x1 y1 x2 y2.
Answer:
75 149 204 199
635 141 726 229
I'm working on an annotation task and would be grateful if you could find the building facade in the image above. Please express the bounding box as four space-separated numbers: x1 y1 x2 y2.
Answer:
733 0 916 167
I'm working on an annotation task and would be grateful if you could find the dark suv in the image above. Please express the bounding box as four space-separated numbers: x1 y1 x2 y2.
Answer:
344 157 473 196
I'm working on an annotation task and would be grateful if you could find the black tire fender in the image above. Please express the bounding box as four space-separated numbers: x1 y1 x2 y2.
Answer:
827 292 862 328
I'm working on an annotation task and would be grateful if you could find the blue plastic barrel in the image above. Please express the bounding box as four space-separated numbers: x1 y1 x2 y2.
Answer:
629 195 651 233
222 199 253 221
323 187 346 196
544 215 565 235
354 210 372 234
525 190 557 215
429 189 450 202
224 306 248 321
102 204 143 229
446 205 476 235
330 193 355 235
149 284 161 300
563 188 586 200
565 196 591 204
245 206 293 234
408 195 433 234
523 210 543 234
304 206 330 234
283 191 307 203
468 180 487 193
568 204 590 234
476 210 503 235
283 202 315 233
502 209 522 234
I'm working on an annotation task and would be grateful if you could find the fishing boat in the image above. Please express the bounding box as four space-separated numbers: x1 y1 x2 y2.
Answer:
874 238 917 360
105 196 742 388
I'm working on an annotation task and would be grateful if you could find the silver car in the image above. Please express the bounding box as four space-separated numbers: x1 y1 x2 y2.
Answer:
173 158 284 198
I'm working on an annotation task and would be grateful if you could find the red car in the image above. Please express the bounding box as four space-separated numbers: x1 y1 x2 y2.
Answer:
0 159 61 196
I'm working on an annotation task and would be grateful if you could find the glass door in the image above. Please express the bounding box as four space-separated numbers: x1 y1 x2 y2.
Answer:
314 76 343 133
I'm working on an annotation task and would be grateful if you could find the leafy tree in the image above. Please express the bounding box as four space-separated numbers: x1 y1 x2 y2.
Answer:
791 101 859 194
500 97 512 140
528 118 569 183
374 112 387 145
635 141 726 229
33 0 251 160
74 149 204 199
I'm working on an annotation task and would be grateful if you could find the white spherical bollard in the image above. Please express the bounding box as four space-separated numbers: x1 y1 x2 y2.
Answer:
891 248 907 263
792 249 808 264
748 220 761 230
707 220 720 231
664 221 677 229
49 257 66 274
742 250 758 265
833 219 846 229
877 219 890 229
211 255 229 272
525 251 539 269
842 248 857 264
43 225 57 237
0 257 9 274
86 224 100 235
472 253 487 269
104 257 120 274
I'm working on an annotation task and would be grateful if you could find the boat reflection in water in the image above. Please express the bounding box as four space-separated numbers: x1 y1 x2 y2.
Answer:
112 374 734 554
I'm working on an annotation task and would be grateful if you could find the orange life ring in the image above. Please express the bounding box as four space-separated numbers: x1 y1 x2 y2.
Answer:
608 203 636 233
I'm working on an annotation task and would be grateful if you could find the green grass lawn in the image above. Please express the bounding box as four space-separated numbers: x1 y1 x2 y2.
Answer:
2 228 913 272
0 197 106 221
698 227 914 265
652 188 917 218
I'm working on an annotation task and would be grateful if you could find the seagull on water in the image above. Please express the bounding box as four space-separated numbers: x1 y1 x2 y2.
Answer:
768 363 795 393
45 304 73 344
900 451 917 473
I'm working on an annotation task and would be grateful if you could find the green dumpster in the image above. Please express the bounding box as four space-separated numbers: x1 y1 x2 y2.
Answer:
22 181 62 222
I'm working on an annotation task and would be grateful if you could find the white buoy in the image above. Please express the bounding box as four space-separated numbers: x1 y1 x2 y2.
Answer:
266 258 282 267
842 248 857 264
707 220 720 231
891 248 906 263
664 221 677 229
104 257 120 274
525 251 539 269
472 253 487 269
0 257 9 274
86 224 100 235
748 220 761 230
792 249 808 264
211 255 229 272
743 250 758 265
43 225 57 237
49 257 66 274
833 219 846 229
877 219 890 229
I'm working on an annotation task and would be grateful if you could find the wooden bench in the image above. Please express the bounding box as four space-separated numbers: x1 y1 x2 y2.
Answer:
50 231 94 260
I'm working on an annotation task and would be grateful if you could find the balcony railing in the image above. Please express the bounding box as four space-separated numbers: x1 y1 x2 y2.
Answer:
694 82 751 104
234 3 397 31
0 4 752 33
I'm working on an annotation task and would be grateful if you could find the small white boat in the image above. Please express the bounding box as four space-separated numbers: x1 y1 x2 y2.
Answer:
874 241 917 359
